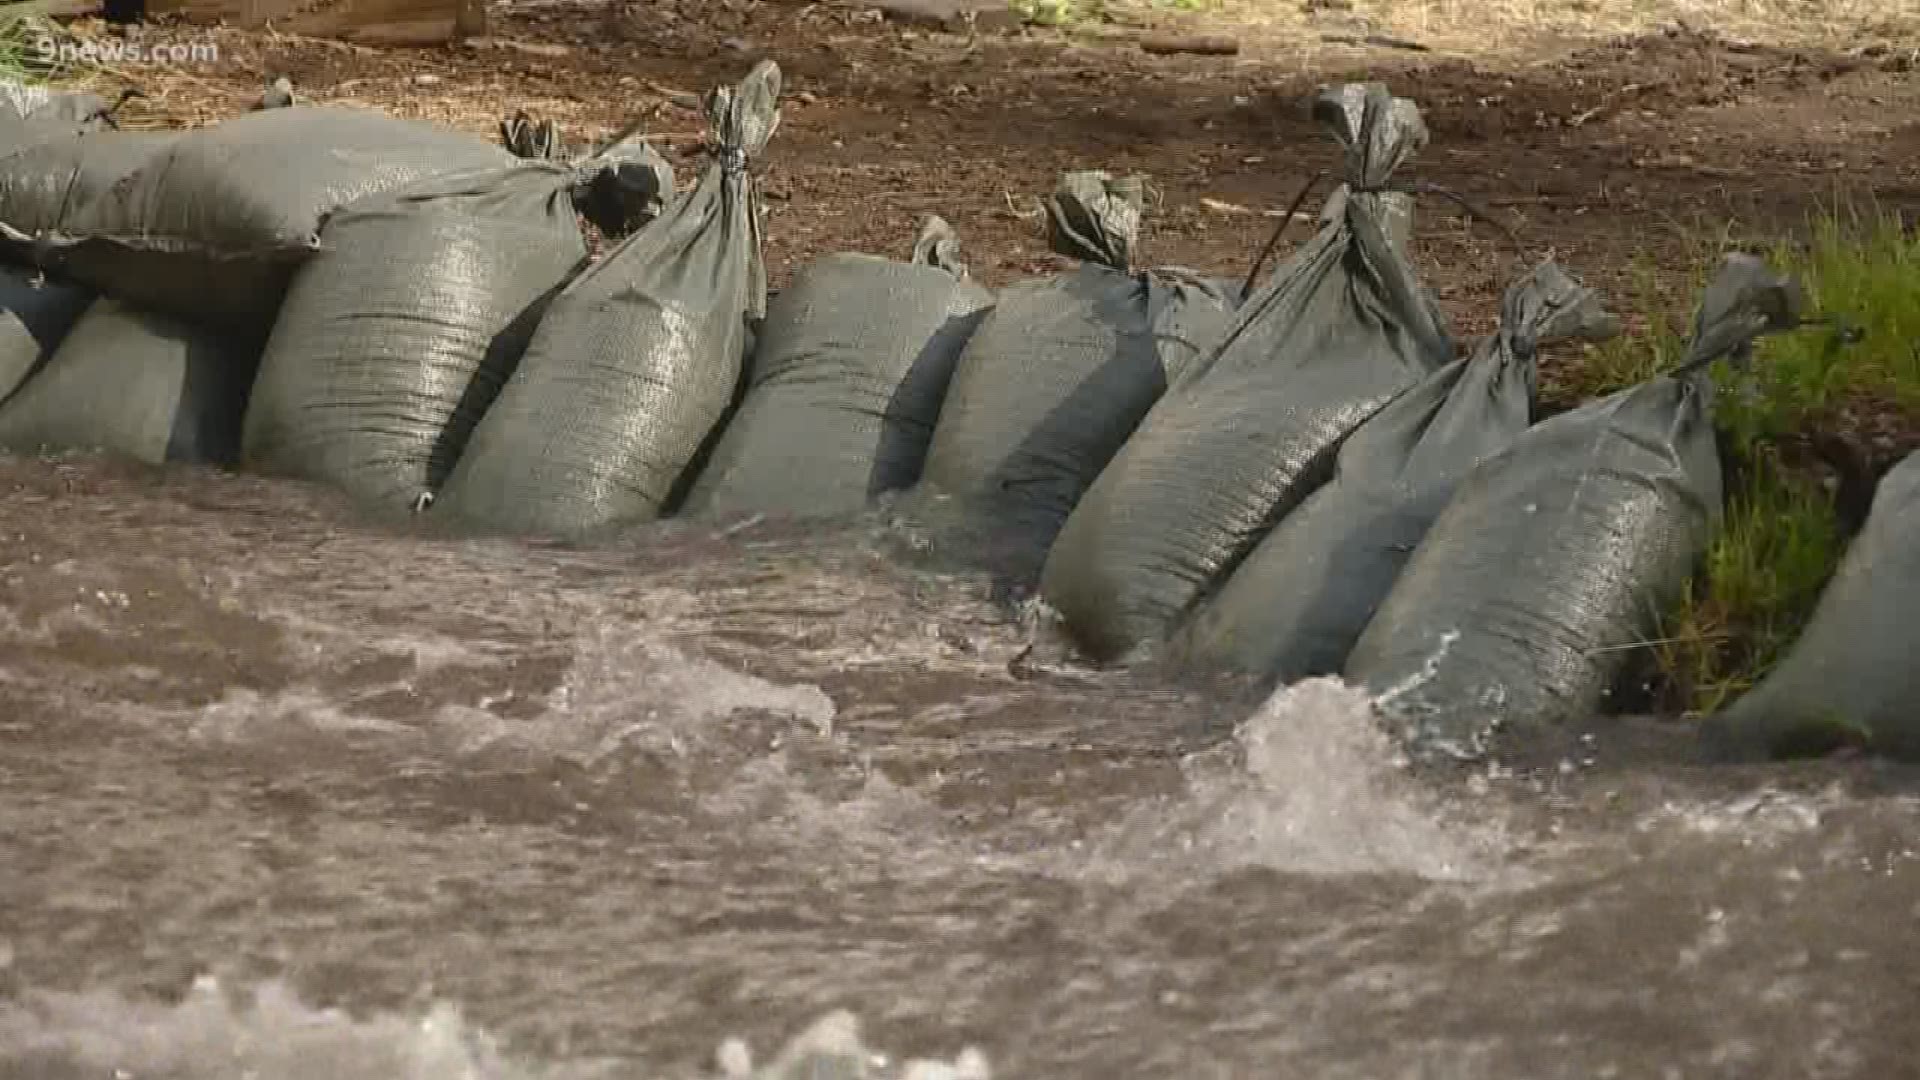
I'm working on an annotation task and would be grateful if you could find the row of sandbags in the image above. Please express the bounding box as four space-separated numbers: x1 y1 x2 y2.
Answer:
0 65 702 501
2 72 1911 763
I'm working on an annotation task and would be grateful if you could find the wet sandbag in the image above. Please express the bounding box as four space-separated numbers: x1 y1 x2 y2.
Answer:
681 216 994 520
909 171 1235 578
1168 259 1620 684
0 296 262 466
21 106 517 331
434 61 783 537
1040 83 1456 663
1343 253 1805 761
240 143 673 512
1701 449 1920 761
0 263 93 404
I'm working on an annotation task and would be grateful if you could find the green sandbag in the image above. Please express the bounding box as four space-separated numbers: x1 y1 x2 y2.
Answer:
1040 84 1455 662
1701 448 1920 761
1343 253 1805 761
0 296 261 466
433 61 783 537
11 106 516 332
681 216 993 520
906 171 1235 584
1168 258 1619 684
240 141 671 512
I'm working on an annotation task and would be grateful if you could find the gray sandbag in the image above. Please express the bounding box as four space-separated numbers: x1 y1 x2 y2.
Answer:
0 78 111 149
1040 83 1456 663
0 79 108 126
1343 253 1805 761
1700 449 1920 761
907 171 1234 580
1167 259 1620 684
433 61 783 537
0 263 93 404
240 140 673 512
12 106 516 331
680 216 994 520
0 129 177 242
0 295 261 466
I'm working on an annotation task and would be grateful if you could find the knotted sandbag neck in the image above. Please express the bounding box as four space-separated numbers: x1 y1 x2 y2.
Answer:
1236 171 1522 304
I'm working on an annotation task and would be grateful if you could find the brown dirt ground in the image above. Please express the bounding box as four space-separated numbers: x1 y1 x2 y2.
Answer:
57 1 1920 450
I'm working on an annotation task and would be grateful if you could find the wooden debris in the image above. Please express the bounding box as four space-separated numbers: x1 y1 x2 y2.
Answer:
1320 32 1429 52
1139 34 1238 56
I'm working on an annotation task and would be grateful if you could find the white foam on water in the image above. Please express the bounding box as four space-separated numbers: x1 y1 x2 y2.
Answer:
0 978 991 1080
0 976 592 1080
1085 677 1512 883
436 622 838 765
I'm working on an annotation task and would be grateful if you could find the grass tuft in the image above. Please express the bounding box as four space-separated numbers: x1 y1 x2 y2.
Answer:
0 1 94 88
1575 203 1920 714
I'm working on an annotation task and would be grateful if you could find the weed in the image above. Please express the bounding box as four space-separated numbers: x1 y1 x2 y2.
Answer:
1653 449 1843 713
1577 203 1920 713
1010 0 1105 27
0 0 76 85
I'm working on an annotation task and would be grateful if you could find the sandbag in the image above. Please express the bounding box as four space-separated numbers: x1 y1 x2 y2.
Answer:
1040 83 1456 663
0 296 261 466
240 142 673 511
0 263 93 404
433 61 783 537
1700 449 1920 761
680 216 994 520
1342 253 1805 761
0 79 108 126
908 171 1235 580
1168 259 1620 684
0 129 177 242
11 106 517 331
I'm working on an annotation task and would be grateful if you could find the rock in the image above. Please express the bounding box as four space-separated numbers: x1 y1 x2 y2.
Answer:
413 73 443 87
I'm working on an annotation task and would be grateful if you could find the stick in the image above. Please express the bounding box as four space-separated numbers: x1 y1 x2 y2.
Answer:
1140 33 1238 56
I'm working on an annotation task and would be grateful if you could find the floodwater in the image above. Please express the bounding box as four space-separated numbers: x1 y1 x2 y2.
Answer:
2 452 1917 1079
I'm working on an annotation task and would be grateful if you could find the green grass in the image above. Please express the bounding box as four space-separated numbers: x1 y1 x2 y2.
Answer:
1566 203 1920 714
0 1 84 86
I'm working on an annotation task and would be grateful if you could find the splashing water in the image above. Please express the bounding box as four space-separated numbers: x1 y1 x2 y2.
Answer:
0 979 991 1080
1085 677 1510 883
4 456 1920 1080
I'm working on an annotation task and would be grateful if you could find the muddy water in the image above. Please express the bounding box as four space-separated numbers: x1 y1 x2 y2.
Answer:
1 453 1917 1080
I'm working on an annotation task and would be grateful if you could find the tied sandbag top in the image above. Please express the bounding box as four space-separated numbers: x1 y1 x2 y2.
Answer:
679 214 994 521
576 130 678 238
1038 82 1454 663
1345 252 1805 761
503 110 679 239
1047 170 1143 271
432 60 782 537
1167 258 1619 684
907 169 1235 585
1702 449 1920 761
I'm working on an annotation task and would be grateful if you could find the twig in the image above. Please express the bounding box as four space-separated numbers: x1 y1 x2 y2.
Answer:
1320 32 1430 52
